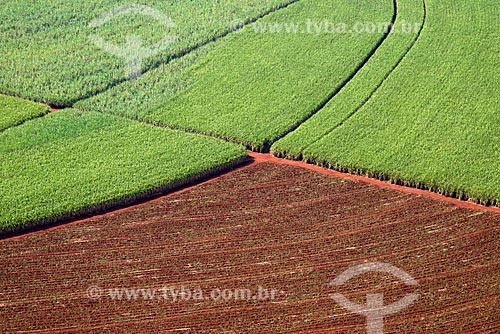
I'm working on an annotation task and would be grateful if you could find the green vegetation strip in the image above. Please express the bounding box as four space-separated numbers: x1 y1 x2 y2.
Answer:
78 0 394 151
0 110 247 235
274 0 500 206
0 0 295 106
0 94 49 132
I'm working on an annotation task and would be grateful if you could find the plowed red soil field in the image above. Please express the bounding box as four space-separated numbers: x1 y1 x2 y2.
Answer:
1 161 499 333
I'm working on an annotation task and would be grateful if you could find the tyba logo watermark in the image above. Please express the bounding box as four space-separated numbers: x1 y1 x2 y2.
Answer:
89 4 177 79
329 262 419 334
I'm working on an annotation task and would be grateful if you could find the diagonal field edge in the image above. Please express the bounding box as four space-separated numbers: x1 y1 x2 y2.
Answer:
0 109 50 134
0 155 251 240
4 151 499 242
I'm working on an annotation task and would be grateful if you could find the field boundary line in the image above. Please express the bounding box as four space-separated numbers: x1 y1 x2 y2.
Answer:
0 155 251 240
92 0 400 153
4 150 499 241
248 152 500 214
75 108 261 150
267 0 399 151
303 0 428 151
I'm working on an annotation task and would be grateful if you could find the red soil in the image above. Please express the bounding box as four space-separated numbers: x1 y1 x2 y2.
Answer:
0 162 498 333
250 152 500 214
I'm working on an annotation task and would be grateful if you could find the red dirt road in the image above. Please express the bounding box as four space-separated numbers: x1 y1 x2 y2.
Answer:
1 161 499 333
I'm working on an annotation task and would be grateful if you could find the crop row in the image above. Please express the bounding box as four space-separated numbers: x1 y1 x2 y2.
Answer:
272 0 426 158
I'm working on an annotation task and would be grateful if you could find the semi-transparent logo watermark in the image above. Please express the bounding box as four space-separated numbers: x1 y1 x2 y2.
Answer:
86 285 283 303
233 19 420 35
330 262 419 334
89 4 177 79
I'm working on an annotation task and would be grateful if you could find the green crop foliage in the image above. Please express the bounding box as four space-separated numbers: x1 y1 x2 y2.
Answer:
75 41 220 124
0 94 49 132
0 110 247 233
272 0 426 158
3 0 497 237
0 0 294 106
274 0 500 205
78 0 394 151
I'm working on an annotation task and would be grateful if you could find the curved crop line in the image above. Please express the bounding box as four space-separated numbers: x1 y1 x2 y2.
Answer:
280 2 499 208
44 0 303 108
267 0 399 151
303 0 428 151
